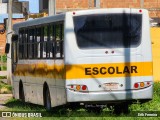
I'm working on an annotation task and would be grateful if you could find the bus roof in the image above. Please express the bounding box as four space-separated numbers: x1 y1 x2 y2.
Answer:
13 8 147 34
13 13 65 34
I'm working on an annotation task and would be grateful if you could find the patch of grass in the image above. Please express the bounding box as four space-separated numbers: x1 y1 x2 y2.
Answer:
0 55 7 70
4 84 12 91
1 65 7 70
1 55 7 62
5 99 45 111
3 82 160 119
0 76 7 79
0 81 12 93
130 82 160 111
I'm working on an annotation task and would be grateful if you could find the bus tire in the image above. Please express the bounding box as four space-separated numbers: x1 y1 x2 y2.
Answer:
44 86 51 111
19 81 25 102
114 103 129 114
122 103 129 114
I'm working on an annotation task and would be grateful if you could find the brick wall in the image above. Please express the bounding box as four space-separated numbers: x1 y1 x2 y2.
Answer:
0 24 6 55
101 0 140 8
55 0 160 18
0 18 25 55
57 0 91 9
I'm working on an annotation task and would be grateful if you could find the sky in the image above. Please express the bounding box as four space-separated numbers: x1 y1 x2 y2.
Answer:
0 14 24 23
18 0 39 13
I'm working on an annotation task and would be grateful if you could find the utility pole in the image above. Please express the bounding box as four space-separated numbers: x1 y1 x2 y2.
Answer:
94 0 100 8
140 0 144 8
6 0 13 84
49 0 56 16
88 0 92 8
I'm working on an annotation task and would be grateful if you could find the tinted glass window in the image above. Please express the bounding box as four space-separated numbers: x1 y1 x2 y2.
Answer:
2 0 8 3
73 13 142 49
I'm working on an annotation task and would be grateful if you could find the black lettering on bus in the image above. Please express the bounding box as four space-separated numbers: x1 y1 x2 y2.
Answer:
108 67 115 74
116 67 122 74
123 66 130 74
85 68 91 75
131 66 138 73
100 67 107 75
92 67 99 75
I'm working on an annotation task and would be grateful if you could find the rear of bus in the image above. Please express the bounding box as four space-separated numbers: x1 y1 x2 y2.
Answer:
65 8 153 104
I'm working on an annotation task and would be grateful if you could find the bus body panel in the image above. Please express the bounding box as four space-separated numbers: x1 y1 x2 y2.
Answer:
64 8 153 103
12 60 66 107
11 12 67 107
11 8 153 107
66 85 153 102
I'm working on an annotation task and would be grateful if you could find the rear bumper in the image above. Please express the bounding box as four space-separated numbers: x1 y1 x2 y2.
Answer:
66 85 153 103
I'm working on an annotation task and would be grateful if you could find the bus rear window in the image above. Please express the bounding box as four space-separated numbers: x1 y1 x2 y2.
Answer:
73 13 142 49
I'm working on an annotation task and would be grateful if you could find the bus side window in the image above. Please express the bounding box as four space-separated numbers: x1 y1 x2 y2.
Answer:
43 25 48 58
51 42 55 58
40 26 44 58
17 22 64 60
20 29 25 59
34 28 38 59
47 24 54 59
28 28 35 59
46 25 51 58
51 24 56 58
56 41 60 58
36 27 41 58
24 29 28 59
55 23 64 59
19 30 23 59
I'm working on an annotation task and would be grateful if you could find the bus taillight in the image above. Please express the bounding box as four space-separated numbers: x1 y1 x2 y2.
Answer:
140 82 145 88
82 85 87 90
134 83 139 88
147 82 150 86
134 81 152 89
76 85 81 91
71 85 74 88
146 81 152 87
68 84 88 91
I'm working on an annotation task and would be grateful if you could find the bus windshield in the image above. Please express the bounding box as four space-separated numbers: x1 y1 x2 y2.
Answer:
73 13 142 49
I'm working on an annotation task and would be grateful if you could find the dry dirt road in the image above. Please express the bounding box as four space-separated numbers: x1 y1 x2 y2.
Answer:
0 94 12 110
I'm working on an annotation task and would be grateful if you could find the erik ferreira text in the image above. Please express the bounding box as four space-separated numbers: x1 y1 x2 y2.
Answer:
138 112 158 117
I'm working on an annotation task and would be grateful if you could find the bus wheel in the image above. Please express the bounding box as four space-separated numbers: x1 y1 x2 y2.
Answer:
44 87 51 111
113 103 129 114
19 81 25 102
122 103 129 114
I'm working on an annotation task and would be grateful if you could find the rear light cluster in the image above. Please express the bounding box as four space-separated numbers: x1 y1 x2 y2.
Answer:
68 84 88 92
134 81 152 89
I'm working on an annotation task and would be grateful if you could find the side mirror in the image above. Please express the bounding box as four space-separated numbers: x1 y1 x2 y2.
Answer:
12 34 18 42
5 43 10 54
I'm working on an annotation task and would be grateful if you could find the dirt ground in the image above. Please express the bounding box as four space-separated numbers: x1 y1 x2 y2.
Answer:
0 94 12 110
